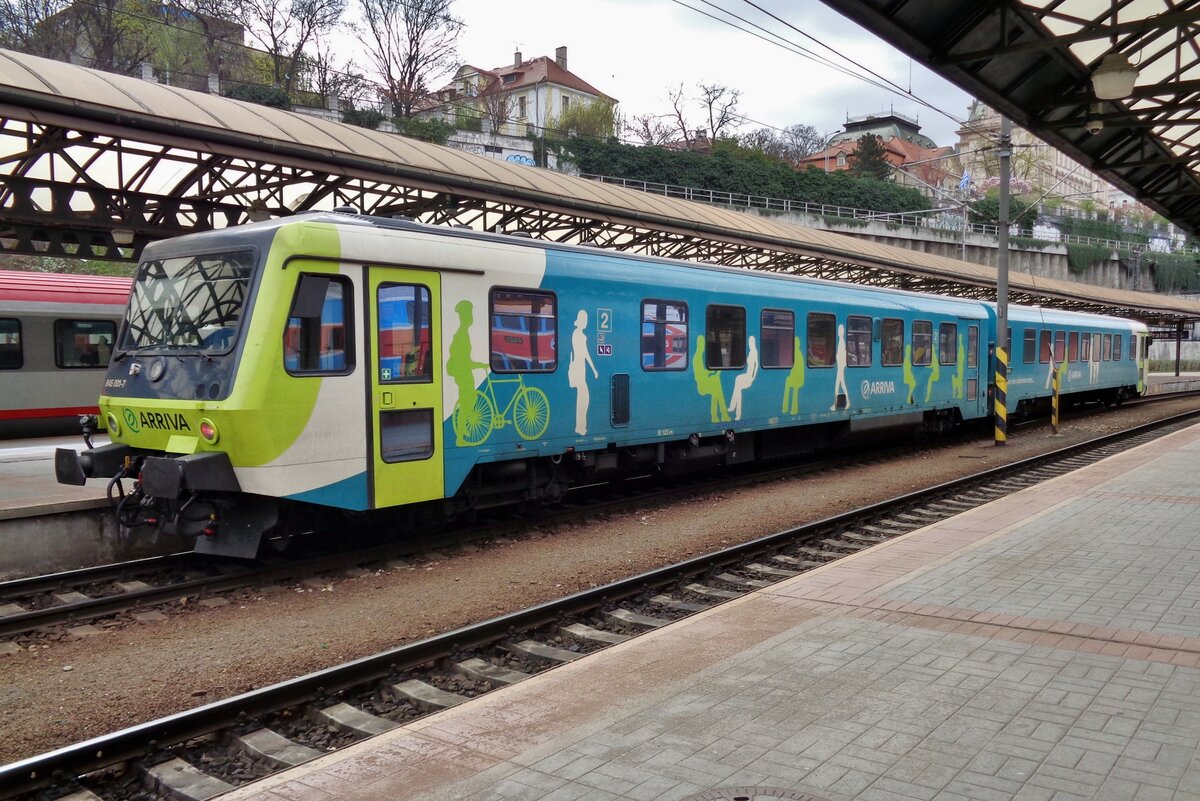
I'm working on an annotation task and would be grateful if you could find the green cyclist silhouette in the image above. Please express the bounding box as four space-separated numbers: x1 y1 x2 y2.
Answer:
446 300 488 446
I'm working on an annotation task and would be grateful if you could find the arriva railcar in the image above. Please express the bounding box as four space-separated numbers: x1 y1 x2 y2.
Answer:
0 270 131 437
55 212 1149 557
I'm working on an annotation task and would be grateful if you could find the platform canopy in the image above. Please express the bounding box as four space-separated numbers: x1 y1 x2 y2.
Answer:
823 0 1200 239
1 48 1199 324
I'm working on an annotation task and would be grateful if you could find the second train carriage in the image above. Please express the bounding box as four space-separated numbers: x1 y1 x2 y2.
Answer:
55 213 1148 557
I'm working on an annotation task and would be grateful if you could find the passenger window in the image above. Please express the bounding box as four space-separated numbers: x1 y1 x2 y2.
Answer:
1023 329 1036 364
806 313 836 367
380 409 433 462
939 322 957 366
1039 330 1052 364
705 305 746 369
1053 331 1065 364
881 318 904 366
641 300 688 371
54 319 116 369
284 275 351 374
377 284 432 382
1092 333 1101 362
1101 333 1111 360
1081 333 1091 362
1068 332 1079 362
1005 327 1012 358
1113 334 1122 359
491 289 556 372
760 309 794 369
847 315 872 367
967 326 978 368
912 321 932 366
0 318 21 370
1130 335 1138 361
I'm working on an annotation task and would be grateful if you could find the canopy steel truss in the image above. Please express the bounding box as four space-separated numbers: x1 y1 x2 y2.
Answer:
0 64 1197 324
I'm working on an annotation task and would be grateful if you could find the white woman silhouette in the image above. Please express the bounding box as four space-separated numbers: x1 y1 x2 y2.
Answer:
830 324 849 411
728 336 759 421
568 310 599 435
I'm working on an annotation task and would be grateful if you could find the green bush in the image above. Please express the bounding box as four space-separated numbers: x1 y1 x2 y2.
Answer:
1057 216 1148 244
554 138 927 214
1010 235 1052 250
1065 242 1114 274
1148 250 1200 292
222 83 291 109
393 117 455 144
342 108 385 130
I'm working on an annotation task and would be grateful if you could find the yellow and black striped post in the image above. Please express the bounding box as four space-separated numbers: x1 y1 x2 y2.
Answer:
1051 361 1061 435
994 346 1008 446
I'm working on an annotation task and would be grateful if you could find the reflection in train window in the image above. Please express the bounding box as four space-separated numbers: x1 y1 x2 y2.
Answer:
760 309 794 369
0 318 21 370
806 313 836 367
490 289 557 373
378 283 432 382
847 315 872 366
881 318 904 366
642 300 688 371
939 322 957 366
284 275 352 375
705 305 746 369
54 319 116 369
1023 329 1036 364
912 321 932 366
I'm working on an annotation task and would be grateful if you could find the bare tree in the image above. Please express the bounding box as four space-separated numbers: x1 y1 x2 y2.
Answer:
356 0 463 118
667 83 693 147
0 0 71 58
624 113 675 145
741 123 825 165
303 34 374 108
233 0 346 92
478 79 514 133
697 81 741 141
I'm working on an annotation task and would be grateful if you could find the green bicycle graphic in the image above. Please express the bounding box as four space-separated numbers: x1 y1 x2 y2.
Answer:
454 374 550 445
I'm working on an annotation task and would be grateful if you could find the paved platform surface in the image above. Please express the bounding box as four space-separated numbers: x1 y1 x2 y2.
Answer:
0 434 108 520
1146 371 1200 395
223 421 1200 801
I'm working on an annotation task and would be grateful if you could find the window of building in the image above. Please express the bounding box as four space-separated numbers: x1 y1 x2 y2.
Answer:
968 325 978 368
806 313 836 367
1053 331 1066 364
0 318 21 370
760 309 794 369
1068 331 1079 362
847 315 872 366
912 321 932 366
561 96 570 112
284 275 352 374
1113 334 1123 359
705 305 746 369
881 318 903 366
939 322 958 365
836 153 847 167
642 300 688 371
502 74 517 84
55 319 116 369
1023 329 1036 364
518 96 527 118
490 289 556 372
1040 330 1052 363
377 283 432 382
1102 333 1112 361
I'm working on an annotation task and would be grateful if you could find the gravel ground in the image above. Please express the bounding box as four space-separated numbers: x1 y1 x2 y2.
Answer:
1 397 1198 765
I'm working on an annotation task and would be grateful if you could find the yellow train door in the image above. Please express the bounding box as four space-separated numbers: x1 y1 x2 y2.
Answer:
368 267 444 509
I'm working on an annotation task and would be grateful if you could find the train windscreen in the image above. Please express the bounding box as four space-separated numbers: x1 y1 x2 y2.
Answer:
119 250 255 355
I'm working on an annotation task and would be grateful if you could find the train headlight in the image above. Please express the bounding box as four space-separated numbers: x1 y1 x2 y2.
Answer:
198 418 219 444
106 412 120 436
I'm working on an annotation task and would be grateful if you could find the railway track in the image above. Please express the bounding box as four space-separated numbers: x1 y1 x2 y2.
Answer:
2 390 1196 645
3 409 1197 801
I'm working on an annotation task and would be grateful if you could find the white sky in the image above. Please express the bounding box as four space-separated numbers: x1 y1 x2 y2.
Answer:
446 0 974 147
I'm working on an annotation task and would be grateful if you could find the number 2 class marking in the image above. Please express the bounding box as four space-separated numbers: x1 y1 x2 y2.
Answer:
597 309 612 332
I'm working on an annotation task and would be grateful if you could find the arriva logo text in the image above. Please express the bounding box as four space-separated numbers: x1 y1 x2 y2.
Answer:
860 379 895 399
126 411 192 432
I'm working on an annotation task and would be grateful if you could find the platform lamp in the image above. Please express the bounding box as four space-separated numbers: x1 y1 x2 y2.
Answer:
1091 52 1138 100
110 227 135 247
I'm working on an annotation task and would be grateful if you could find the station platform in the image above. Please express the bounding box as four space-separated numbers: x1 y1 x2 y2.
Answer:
1146 371 1200 395
0 434 108 520
224 421 1200 801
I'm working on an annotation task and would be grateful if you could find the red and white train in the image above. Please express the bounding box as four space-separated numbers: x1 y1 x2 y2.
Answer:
0 270 131 437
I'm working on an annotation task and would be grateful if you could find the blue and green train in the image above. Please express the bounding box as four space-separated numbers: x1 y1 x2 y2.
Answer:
56 212 1149 557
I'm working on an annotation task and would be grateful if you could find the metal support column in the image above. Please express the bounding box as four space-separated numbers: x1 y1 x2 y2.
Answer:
994 117 1012 446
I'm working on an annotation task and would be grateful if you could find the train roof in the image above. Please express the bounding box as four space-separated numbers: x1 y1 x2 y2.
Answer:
1002 304 1144 329
0 269 132 308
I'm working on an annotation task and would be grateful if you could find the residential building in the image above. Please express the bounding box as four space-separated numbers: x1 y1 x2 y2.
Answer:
798 112 961 201
417 46 615 138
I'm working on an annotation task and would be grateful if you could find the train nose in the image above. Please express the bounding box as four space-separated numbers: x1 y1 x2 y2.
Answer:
54 443 132 485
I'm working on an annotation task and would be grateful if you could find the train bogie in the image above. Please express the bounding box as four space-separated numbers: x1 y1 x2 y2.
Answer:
54 213 1149 557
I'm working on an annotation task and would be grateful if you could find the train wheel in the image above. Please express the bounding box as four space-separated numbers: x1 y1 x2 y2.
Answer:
513 386 550 440
455 391 495 445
